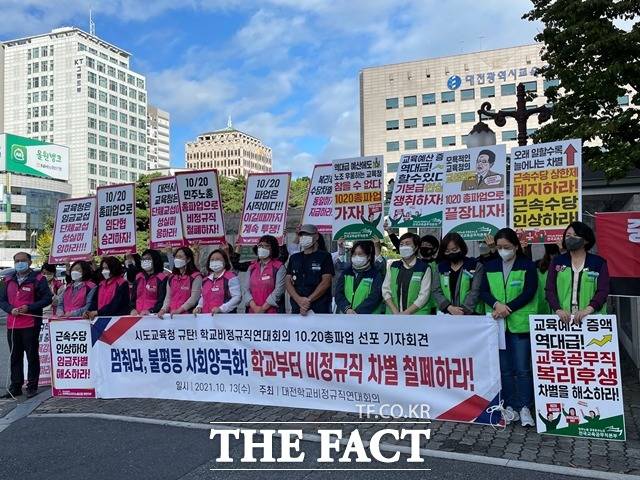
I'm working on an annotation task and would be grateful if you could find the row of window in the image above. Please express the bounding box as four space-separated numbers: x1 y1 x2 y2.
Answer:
26 60 54 74
26 90 54 104
87 132 147 156
26 75 54 89
87 87 147 120
87 148 147 170
88 102 146 130
79 43 129 69
87 71 146 103
82 52 145 89
27 121 53 134
87 115 147 143
386 111 478 130
26 45 54 60
88 163 140 182
385 129 536 153
26 105 53 119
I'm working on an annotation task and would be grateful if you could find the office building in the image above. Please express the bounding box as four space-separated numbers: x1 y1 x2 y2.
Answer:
147 104 170 171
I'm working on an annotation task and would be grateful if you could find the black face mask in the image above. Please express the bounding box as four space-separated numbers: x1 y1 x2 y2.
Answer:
565 236 585 251
420 247 435 259
446 251 465 263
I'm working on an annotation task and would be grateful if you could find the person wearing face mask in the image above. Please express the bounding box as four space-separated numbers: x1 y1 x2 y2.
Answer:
545 221 609 325
0 252 52 398
431 232 484 315
419 235 439 263
130 249 167 316
285 224 335 315
41 263 63 316
243 235 286 314
335 241 383 314
480 228 538 427
194 249 241 314
86 256 130 319
123 253 142 285
158 247 202 317
476 234 499 265
535 244 561 315
58 261 96 318
382 233 432 315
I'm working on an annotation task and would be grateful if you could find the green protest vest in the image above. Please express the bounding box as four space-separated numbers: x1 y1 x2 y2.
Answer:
439 268 485 314
536 270 551 315
387 261 431 315
555 267 607 314
425 261 438 314
344 274 382 314
485 269 537 333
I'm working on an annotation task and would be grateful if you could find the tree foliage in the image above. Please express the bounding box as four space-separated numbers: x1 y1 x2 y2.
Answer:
36 217 54 262
289 176 310 208
524 0 640 178
218 175 247 213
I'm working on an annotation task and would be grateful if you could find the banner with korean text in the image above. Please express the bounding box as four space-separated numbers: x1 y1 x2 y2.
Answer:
530 314 625 441
333 155 384 241
49 196 96 264
442 145 506 240
302 164 333 234
388 152 444 228
49 314 502 424
149 176 185 249
236 172 291 246
511 139 581 243
175 169 225 245
96 183 136 255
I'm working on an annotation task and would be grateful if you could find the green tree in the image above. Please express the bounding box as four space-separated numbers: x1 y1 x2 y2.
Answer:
135 172 163 251
525 0 640 179
289 176 310 208
218 175 247 213
36 217 54 262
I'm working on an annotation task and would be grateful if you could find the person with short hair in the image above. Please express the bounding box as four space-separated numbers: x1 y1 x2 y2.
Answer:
58 260 96 318
158 247 202 317
130 249 167 315
86 256 131 318
335 241 384 314
41 262 63 316
243 235 286 314
195 249 241 314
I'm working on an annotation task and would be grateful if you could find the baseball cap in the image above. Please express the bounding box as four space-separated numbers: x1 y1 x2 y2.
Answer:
299 224 318 235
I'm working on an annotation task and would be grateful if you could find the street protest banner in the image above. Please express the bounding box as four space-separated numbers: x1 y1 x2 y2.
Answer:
175 169 225 245
333 155 384 241
388 152 444 228
530 314 625 441
236 172 291 246
25 319 51 387
96 183 136 255
442 145 506 240
511 139 581 244
302 164 333 234
595 212 640 296
49 318 95 397
50 314 502 424
149 176 185 249
49 196 96 264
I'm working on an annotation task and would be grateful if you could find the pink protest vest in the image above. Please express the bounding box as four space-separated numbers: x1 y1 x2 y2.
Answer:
169 272 200 312
97 276 127 310
62 281 96 315
135 272 167 312
49 278 63 315
202 271 236 313
6 276 37 329
248 259 282 314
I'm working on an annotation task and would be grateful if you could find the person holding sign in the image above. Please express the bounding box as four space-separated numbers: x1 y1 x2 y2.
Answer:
158 247 202 317
545 221 610 324
58 261 96 318
335 241 384 314
86 257 131 318
381 233 432 315
430 232 484 315
479 228 538 427
285 224 334 315
243 235 286 314
130 249 167 316
194 249 241 314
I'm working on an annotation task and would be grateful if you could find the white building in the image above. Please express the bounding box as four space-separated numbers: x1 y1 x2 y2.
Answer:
1 27 149 197
147 104 170 171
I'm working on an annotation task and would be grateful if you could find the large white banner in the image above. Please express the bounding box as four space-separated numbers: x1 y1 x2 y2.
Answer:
49 196 96 264
50 314 502 424
149 176 185 249
96 183 137 255
302 164 333 234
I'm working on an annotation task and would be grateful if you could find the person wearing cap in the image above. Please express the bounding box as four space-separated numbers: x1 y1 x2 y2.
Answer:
285 224 335 315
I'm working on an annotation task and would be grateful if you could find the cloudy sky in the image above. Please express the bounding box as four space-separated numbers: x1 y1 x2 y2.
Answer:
1 1 541 176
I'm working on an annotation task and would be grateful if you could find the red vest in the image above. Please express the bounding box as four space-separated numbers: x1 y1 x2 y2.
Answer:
135 272 167 312
169 272 201 312
97 276 127 310
5 275 39 329
201 271 237 313
62 281 96 316
247 259 283 313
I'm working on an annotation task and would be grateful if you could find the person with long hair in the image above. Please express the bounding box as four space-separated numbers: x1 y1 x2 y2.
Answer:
194 249 241 314
335 240 384 314
86 256 130 318
130 249 167 315
158 247 202 317
545 221 609 324
243 235 286 314
431 232 484 315
58 260 96 318
480 227 538 427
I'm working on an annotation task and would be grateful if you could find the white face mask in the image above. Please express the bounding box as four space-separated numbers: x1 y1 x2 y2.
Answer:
141 259 153 272
70 271 83 282
102 270 111 280
399 245 415 259
351 255 369 269
498 248 515 261
299 235 314 250
257 247 270 259
173 258 186 269
210 260 224 273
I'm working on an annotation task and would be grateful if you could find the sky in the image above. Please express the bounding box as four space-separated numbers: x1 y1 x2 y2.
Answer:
0 0 541 177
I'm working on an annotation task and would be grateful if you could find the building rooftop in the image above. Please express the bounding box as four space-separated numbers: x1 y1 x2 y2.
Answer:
196 116 264 144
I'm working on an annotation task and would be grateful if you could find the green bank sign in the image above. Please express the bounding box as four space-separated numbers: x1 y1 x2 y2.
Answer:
0 133 69 181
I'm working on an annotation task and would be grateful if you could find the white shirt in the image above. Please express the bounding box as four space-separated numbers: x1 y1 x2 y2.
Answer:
381 257 432 310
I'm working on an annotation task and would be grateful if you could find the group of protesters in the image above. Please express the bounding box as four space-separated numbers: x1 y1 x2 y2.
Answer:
0 220 609 430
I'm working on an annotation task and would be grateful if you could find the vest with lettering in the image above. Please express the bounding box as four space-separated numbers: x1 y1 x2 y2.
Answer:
62 281 96 315
344 269 383 314
135 272 167 312
98 276 127 310
5 274 39 329
552 253 608 314
202 271 237 313
438 257 484 314
169 272 201 312
387 259 431 315
248 259 283 314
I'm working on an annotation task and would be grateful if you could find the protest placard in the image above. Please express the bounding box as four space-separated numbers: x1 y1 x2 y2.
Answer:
149 176 185 249
49 319 95 398
96 183 136 255
302 164 333 234
49 196 96 264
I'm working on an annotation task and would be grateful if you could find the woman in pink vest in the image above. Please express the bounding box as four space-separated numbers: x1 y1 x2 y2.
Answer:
158 247 202 317
130 249 167 315
41 263 63 316
58 261 96 318
194 249 241 314
85 256 130 319
243 235 286 313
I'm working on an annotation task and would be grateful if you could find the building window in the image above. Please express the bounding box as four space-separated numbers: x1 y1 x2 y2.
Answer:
441 114 455 125
88 148 97 159
88 117 96 129
404 139 418 150
543 79 560 92
99 151 108 163
386 97 399 109
88 133 97 144
422 115 436 127
423 137 436 148
617 95 630 106
110 168 118 179
442 136 456 146
99 165 108 177
441 91 455 103
461 111 475 123
387 163 398 173
502 130 517 141
422 93 436 105
386 120 399 131
501 83 516 96
99 136 107 147
88 102 96 114
403 96 417 107
481 86 495 98
89 163 97 175
404 118 418 129
386 141 400 152
89 179 97 191
460 89 475 101
523 81 537 93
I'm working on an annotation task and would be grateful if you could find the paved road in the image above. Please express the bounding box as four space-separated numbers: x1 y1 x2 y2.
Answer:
0 322 10 394
0 416 591 480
